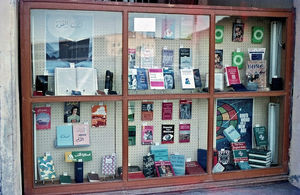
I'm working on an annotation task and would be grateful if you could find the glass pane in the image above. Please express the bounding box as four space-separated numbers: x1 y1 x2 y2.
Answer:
128 13 210 94
33 101 122 185
213 97 284 173
215 16 286 92
31 10 122 96
128 99 208 179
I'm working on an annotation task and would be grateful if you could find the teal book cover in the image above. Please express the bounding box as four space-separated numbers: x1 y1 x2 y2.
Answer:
56 125 73 147
38 154 56 181
170 154 185 176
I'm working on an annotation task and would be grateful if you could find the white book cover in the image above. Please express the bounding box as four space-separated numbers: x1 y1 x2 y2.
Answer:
180 69 195 89
55 68 77 96
76 67 98 95
128 68 137 90
149 68 165 89
141 47 154 69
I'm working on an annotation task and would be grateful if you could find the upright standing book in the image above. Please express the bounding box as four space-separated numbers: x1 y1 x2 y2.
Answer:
35 106 51 130
141 125 154 145
143 154 155 177
128 102 135 121
128 69 137 90
162 18 175 39
161 124 175 144
163 68 175 89
193 69 202 88
170 154 185 176
246 60 267 89
150 145 169 161
231 142 248 163
141 47 154 69
73 123 90 146
179 123 191 143
179 48 192 69
215 49 223 69
128 48 137 68
56 125 73 147
136 68 148 90
64 102 80 123
224 66 241 86
180 69 195 89
253 125 268 147
179 99 192 119
91 105 107 127
162 49 174 68
155 161 175 177
102 154 116 176
162 102 173 120
128 126 136 146
37 153 56 181
141 102 153 121
149 68 165 90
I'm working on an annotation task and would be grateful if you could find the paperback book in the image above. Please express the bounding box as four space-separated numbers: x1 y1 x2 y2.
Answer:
179 123 191 143
179 48 192 69
128 48 137 68
218 149 231 165
162 102 173 120
143 154 155 177
179 99 192 120
170 154 185 176
141 102 154 121
231 142 248 163
73 123 90 146
102 154 116 176
150 145 169 161
64 102 80 123
128 102 135 121
180 69 195 89
185 161 205 175
161 124 175 144
35 106 51 130
128 126 136 146
155 161 175 177
246 60 267 89
149 68 165 89
59 175 71 184
193 69 202 88
224 66 241 86
91 105 107 127
128 69 137 90
162 49 174 68
141 47 154 69
253 126 268 147
180 16 193 40
56 125 73 147
87 172 100 182
162 18 175 39
163 68 175 89
37 153 56 181
215 49 223 69
136 68 148 90
141 125 154 145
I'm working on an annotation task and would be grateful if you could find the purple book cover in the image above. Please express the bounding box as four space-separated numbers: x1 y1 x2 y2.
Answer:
162 102 173 120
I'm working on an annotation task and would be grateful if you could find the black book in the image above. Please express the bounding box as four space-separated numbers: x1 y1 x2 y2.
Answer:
143 154 155 177
75 162 84 183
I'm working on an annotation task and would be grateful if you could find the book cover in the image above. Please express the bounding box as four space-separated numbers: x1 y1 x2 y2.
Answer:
193 69 202 88
56 125 73 147
180 69 195 89
37 153 56 181
162 102 173 120
179 123 191 143
91 105 107 127
231 142 248 163
162 49 174 68
59 175 71 184
238 161 252 170
141 102 153 121
252 26 264 44
216 98 253 151
212 162 225 173
162 18 175 39
163 68 175 89
215 25 224 43
141 125 154 145
218 149 231 165
141 47 154 69
170 154 185 176
128 171 146 179
246 60 267 88
180 16 193 40
215 49 223 69
102 154 116 175
64 102 80 123
224 66 241 86
253 126 268 147
128 126 136 146
128 69 137 90
161 124 175 144
128 48 137 68
232 23 244 42
232 51 244 69
136 68 148 90
87 173 100 182
155 161 175 177
75 161 84 183
128 102 135 121
149 68 165 89
197 149 207 171
179 99 192 119
73 123 90 146
35 107 51 130
185 161 205 175
223 125 241 142
143 154 155 177
150 145 169 161
179 48 192 69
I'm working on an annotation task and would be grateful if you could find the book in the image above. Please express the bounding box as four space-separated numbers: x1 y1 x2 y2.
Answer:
141 47 154 69
128 126 136 146
231 142 248 163
128 102 135 121
162 102 173 120
155 161 175 177
150 145 169 161
232 23 244 42
55 67 97 96
170 154 185 176
193 69 202 88
197 149 207 171
75 161 83 183
128 171 146 179
56 125 73 147
87 173 100 182
179 99 192 119
117 166 141 177
238 161 252 170
73 123 90 146
205 73 224 91
248 149 271 156
223 125 241 142
252 26 264 44
232 51 244 69
128 48 137 68
162 18 175 39
180 69 195 89
179 48 192 69
161 124 175 144
64 102 80 123
253 126 268 147
37 153 56 181
246 60 267 89
224 66 241 86
141 125 154 145
128 69 137 90
185 161 205 175
141 102 153 121
215 25 224 43
218 149 231 165
212 162 225 173
136 68 148 90
59 38 90 64
149 68 165 89
143 154 155 177
163 68 175 89
59 175 71 184
102 154 116 176
35 107 51 130
180 16 193 40
162 49 174 68
91 105 107 127
179 124 191 143
215 49 223 69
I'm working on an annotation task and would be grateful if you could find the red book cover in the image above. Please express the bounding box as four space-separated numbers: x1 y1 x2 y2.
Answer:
185 161 205 175
141 125 154 145
231 142 248 163
141 102 153 121
225 66 241 86
155 161 175 177
162 102 173 120
91 105 107 127
35 107 51 130
128 171 146 179
179 124 190 143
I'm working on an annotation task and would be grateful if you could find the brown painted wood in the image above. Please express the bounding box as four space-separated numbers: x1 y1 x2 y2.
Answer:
20 0 293 194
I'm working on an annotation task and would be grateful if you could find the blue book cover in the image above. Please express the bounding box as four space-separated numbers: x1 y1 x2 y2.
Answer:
56 125 73 147
179 48 192 69
163 68 175 89
150 145 169 161
170 154 185 176
197 149 207 171
137 68 148 90
223 125 241 142
193 69 202 88
162 49 174 68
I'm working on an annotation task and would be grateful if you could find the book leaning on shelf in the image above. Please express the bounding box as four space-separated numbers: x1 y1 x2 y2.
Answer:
37 153 56 182
224 66 241 86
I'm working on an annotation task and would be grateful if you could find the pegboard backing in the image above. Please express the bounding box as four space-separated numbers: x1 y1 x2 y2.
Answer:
31 10 123 94
128 99 208 169
128 13 210 95
33 101 123 179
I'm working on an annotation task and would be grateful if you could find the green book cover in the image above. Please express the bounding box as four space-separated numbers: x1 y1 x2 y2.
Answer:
215 25 224 43
232 51 244 69
59 175 71 184
254 126 268 147
128 102 135 121
252 26 264 44
128 126 136 146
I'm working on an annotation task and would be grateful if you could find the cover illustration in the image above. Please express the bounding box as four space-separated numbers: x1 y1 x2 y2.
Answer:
162 49 174 68
143 154 155 177
56 125 73 147
37 154 56 181
136 68 148 90
155 161 175 177
141 125 154 145
179 99 192 119
162 102 173 120
35 106 51 130
141 102 153 121
64 102 80 123
102 155 116 175
128 48 136 68
163 68 175 89
161 124 175 144
246 60 267 88
179 48 192 69
162 18 175 39
179 123 191 143
73 123 90 146
91 105 107 127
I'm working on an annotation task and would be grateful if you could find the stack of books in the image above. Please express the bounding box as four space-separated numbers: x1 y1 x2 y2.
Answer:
248 149 271 168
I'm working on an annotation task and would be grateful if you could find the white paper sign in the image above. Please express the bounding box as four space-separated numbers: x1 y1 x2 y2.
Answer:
134 18 156 32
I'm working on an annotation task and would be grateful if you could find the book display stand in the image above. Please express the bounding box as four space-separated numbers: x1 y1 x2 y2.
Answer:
20 1 294 194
